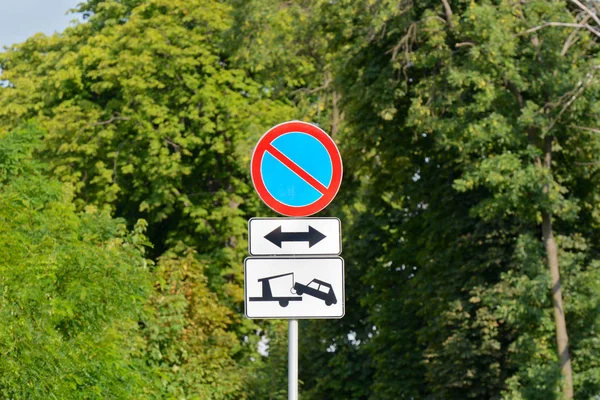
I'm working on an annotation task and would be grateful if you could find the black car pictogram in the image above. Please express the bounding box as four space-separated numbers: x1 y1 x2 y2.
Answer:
293 279 337 306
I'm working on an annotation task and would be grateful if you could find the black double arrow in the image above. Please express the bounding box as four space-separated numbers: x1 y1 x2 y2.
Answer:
264 226 326 248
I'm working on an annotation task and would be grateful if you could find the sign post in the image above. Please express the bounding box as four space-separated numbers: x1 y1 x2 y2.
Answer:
245 121 344 400
289 319 298 400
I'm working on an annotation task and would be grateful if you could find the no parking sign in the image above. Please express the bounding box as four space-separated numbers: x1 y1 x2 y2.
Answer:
250 121 343 216
246 121 345 397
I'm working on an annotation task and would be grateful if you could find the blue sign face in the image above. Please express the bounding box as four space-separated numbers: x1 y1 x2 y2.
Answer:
262 132 333 207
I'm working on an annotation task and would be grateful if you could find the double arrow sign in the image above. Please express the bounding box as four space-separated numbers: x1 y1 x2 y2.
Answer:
249 218 341 256
264 225 326 248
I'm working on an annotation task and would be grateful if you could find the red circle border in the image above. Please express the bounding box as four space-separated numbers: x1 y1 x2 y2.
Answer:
251 121 343 217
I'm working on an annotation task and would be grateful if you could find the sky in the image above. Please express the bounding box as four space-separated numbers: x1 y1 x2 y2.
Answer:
0 0 82 49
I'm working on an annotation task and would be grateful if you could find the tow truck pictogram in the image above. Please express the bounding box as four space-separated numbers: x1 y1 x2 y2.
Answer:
249 272 336 307
249 272 303 307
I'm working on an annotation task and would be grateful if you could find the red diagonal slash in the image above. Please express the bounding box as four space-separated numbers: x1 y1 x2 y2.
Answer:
265 144 328 194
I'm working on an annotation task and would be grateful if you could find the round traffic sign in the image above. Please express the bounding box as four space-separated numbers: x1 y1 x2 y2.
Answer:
251 121 343 216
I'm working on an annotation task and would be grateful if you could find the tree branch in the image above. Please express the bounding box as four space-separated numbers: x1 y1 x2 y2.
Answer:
518 21 600 38
505 80 525 109
112 141 128 184
331 90 344 138
570 125 600 134
164 137 181 152
113 150 120 184
569 0 600 28
441 0 454 29
386 23 417 61
561 14 591 55
292 75 332 95
89 115 131 126
544 69 597 134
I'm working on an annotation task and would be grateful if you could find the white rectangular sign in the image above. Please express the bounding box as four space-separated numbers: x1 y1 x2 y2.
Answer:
248 217 341 256
245 257 344 319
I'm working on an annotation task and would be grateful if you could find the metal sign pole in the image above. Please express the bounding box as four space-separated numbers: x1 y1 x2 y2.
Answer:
288 319 299 400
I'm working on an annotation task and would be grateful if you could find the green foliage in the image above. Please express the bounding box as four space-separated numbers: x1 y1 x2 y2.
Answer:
0 126 152 399
138 249 245 399
0 0 292 287
3 1 600 399
319 0 600 398
245 321 289 400
236 0 600 398
0 1 294 396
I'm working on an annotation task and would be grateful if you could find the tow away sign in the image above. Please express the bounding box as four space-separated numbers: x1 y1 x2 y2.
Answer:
248 218 341 256
244 257 344 319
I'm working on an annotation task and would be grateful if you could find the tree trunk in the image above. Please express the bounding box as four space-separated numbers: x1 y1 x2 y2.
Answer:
331 90 343 138
541 135 574 399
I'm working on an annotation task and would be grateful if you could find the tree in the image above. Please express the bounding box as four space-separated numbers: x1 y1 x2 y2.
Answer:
331 0 600 398
0 1 294 396
234 0 600 398
245 321 289 400
138 249 247 399
0 125 152 398
0 0 292 290
4 1 600 398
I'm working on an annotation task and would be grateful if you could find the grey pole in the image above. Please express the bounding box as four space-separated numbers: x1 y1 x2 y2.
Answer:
288 319 298 400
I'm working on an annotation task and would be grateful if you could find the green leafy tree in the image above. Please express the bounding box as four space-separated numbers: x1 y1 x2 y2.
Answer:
138 249 246 399
4 1 600 399
328 0 600 398
0 0 292 292
245 321 289 400
0 125 152 399
0 1 294 396
234 1 600 399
